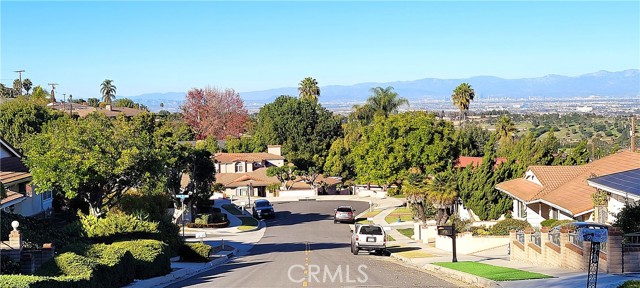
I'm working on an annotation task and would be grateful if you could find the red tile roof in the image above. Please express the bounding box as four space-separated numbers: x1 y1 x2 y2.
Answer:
455 156 507 169
214 153 285 163
215 168 280 188
497 151 640 215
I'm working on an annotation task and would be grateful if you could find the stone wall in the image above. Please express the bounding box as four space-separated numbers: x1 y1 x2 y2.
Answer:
435 232 510 254
509 226 631 273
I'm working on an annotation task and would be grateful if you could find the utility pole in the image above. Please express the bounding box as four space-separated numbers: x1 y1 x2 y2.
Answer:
14 70 25 96
632 115 636 152
48 83 58 104
68 94 73 116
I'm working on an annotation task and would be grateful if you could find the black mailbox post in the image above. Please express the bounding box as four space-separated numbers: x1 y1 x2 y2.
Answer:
437 224 457 262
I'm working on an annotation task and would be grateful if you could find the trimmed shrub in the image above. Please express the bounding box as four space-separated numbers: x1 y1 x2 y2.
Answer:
195 214 212 225
156 215 183 257
541 219 559 227
551 220 576 230
86 244 136 287
1 211 83 249
179 243 212 262
36 252 95 278
0 275 89 288
79 212 159 243
111 240 171 279
1 256 21 275
489 219 531 235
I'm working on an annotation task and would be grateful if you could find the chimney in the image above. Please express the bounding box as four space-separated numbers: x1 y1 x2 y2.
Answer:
267 145 282 156
106 104 112 111
632 115 636 152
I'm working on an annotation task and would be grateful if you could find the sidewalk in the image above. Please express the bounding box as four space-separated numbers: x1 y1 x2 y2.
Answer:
125 199 267 287
370 207 640 288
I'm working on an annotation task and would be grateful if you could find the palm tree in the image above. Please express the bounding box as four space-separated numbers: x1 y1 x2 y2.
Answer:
22 78 33 95
100 79 117 105
451 83 475 123
366 86 409 117
495 115 516 143
298 77 320 102
425 169 458 225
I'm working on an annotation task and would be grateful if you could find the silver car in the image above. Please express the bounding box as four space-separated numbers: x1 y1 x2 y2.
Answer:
351 224 387 255
334 206 356 224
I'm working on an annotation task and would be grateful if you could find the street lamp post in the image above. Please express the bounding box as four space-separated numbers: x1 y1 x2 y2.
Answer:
247 180 253 209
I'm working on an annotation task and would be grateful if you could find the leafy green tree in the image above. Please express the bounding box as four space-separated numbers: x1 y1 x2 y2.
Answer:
13 79 22 96
87 98 100 107
614 202 640 233
298 77 320 102
224 136 259 153
351 112 457 190
451 83 475 122
114 98 136 108
100 79 117 104
253 95 342 172
24 113 167 216
352 86 408 125
455 124 491 157
266 164 299 190
0 84 12 98
323 138 355 179
560 140 590 165
30 86 50 105
22 78 33 95
458 135 514 220
0 97 62 151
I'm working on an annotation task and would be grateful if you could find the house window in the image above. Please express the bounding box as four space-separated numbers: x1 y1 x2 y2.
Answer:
551 207 559 220
18 183 26 194
235 162 244 173
236 188 245 196
518 201 527 218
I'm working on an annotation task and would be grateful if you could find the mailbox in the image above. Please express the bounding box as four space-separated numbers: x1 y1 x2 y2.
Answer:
437 225 454 236
579 228 608 243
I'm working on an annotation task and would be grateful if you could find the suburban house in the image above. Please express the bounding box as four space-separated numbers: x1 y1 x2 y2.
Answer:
495 151 640 226
49 102 144 118
0 138 53 217
587 168 640 223
214 145 285 198
213 145 343 198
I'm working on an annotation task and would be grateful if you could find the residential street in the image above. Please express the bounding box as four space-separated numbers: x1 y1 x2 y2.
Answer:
168 200 462 288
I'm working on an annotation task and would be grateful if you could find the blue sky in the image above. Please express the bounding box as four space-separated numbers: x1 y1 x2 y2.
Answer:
1 1 639 98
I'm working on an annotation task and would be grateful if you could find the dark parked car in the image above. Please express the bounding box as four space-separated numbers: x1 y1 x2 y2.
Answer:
334 206 356 224
252 199 275 219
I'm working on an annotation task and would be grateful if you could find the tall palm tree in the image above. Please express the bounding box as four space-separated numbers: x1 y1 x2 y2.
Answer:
495 115 516 143
365 86 409 117
100 79 117 105
298 77 320 102
22 78 33 95
451 83 475 123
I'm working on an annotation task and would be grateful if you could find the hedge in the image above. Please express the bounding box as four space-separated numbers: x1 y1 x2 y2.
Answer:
35 252 96 287
0 275 89 288
489 219 532 235
1 256 21 274
179 243 212 262
79 212 159 243
111 239 171 279
86 244 136 287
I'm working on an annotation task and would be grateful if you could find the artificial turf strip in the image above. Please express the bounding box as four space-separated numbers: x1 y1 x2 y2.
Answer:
433 261 554 281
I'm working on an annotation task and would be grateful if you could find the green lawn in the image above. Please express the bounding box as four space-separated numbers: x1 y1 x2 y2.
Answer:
433 262 553 281
222 204 244 215
397 228 414 239
619 280 640 288
237 216 259 231
386 234 395 242
392 194 406 199
385 207 413 224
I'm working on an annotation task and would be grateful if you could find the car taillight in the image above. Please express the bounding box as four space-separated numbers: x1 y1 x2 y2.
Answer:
356 236 359 241
347 212 352 215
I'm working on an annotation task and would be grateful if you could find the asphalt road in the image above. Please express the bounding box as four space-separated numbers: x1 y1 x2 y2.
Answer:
168 200 462 288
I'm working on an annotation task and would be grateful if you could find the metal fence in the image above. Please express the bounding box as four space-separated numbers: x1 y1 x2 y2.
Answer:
548 230 561 246
530 231 541 247
568 232 583 248
624 232 640 247
516 231 525 244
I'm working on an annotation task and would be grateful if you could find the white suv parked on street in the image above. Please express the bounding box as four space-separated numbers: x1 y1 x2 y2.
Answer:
350 224 387 255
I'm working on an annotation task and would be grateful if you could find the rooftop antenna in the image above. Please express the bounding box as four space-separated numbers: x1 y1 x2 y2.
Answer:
14 70 25 95
48 83 58 103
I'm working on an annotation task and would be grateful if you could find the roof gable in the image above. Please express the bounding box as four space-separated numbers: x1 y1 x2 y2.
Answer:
0 138 21 158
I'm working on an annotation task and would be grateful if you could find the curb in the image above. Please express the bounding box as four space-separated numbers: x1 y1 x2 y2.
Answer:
389 253 500 288
236 218 266 233
125 247 238 288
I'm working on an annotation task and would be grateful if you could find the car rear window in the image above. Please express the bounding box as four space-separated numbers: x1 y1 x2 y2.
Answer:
255 201 271 207
359 226 383 235
337 207 352 212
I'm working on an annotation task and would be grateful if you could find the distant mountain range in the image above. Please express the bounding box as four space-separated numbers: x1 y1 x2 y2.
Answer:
125 69 640 112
